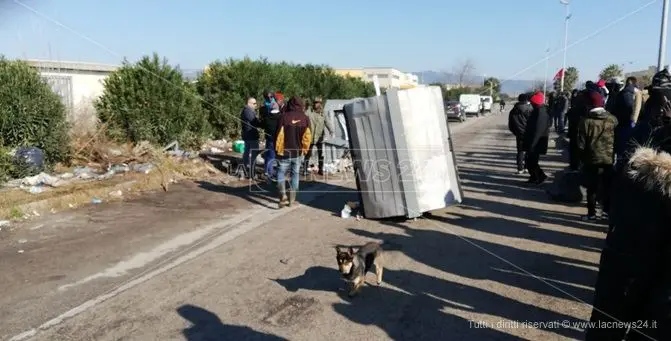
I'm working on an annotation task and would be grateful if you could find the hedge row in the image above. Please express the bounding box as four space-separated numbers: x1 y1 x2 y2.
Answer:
0 57 71 180
0 53 375 181
98 53 376 145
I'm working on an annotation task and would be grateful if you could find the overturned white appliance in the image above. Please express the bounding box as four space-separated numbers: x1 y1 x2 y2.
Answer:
343 86 463 219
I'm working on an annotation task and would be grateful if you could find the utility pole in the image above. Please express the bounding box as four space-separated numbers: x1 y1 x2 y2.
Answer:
560 0 570 93
659 0 669 71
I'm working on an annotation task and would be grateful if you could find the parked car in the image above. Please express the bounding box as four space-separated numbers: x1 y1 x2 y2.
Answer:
459 94 483 117
445 100 466 122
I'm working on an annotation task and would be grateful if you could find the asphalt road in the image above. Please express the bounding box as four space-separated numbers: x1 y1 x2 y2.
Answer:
0 108 604 341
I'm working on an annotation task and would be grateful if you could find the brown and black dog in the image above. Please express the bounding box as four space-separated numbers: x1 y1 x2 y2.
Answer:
335 242 383 297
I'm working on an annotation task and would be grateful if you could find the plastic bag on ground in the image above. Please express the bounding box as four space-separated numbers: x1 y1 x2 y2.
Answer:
13 147 45 175
21 172 65 187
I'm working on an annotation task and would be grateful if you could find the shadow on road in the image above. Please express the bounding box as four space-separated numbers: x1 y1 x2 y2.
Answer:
177 304 287 341
273 264 583 340
195 179 357 215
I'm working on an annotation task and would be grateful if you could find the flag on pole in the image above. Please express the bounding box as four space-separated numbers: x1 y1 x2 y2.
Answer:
553 68 565 80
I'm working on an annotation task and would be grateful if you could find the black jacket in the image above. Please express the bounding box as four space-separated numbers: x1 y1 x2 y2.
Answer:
263 112 280 142
240 106 260 141
508 102 533 137
523 104 551 154
613 84 636 128
586 138 671 341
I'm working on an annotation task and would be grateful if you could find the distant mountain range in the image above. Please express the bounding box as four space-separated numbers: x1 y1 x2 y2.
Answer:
414 70 537 95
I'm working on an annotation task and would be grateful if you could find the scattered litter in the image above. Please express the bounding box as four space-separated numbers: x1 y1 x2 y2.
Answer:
32 210 40 217
341 204 352 219
22 172 64 187
109 163 130 173
24 185 45 194
0 220 9 227
60 172 74 179
133 163 154 174
68 203 75 208
163 140 179 152
17 250 24 254
109 190 123 198
18 239 27 244
96 170 116 180
91 198 102 204
73 166 97 180
209 147 224 154
341 201 360 219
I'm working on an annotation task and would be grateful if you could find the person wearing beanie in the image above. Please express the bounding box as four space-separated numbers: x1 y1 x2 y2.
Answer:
585 71 671 341
274 91 286 113
522 91 551 184
597 79 610 103
508 93 533 174
576 91 618 221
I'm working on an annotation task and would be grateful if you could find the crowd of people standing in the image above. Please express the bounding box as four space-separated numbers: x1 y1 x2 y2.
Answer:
238 90 333 208
509 69 671 340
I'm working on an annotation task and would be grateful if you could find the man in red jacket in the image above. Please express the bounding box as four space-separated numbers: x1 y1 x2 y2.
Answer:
275 96 312 208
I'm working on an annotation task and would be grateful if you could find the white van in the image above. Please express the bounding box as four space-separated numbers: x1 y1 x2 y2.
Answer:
480 96 493 112
459 94 482 116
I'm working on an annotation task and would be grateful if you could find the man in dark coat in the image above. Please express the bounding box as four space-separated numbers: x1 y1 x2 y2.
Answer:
612 76 639 166
585 70 671 341
508 93 533 174
240 97 261 179
566 89 586 170
523 91 551 184
262 101 281 181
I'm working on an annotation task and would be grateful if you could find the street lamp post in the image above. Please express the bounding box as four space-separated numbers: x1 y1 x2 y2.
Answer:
659 0 670 71
560 0 570 93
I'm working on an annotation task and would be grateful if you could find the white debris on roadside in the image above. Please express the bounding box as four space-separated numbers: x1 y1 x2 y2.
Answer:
340 201 360 219
109 190 123 198
22 172 65 187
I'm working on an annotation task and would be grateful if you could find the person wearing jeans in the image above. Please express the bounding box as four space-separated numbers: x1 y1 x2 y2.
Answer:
277 156 303 200
274 96 312 208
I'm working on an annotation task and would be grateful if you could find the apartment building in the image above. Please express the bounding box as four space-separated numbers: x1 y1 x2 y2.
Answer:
335 67 419 89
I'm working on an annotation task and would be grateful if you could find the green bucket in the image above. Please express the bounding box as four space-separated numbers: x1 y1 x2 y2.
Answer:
232 140 245 153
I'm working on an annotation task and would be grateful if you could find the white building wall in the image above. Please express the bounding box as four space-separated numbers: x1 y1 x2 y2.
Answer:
361 68 418 89
39 70 110 133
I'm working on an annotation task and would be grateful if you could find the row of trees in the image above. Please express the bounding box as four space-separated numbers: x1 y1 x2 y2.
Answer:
529 64 652 95
0 53 376 180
